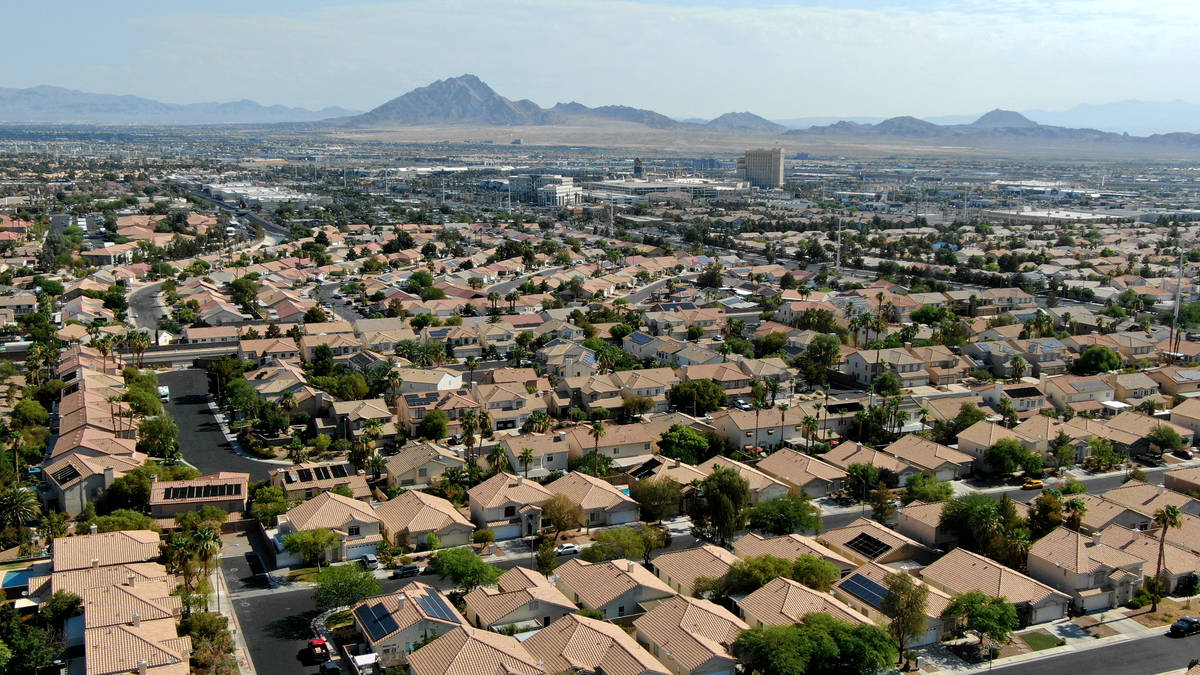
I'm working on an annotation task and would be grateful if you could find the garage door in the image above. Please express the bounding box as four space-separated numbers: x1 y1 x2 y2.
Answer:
610 509 637 526
346 542 380 560
934 468 958 482
491 523 522 541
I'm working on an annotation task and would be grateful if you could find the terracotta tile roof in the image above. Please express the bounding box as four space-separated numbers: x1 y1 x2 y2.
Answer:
468 473 552 510
408 625 544 675
956 420 1034 449
1101 480 1199 518
53 531 160 572
545 471 638 512
1028 527 1143 574
883 434 974 471
374 490 472 537
524 614 669 675
651 544 740 592
84 620 191 675
554 558 675 610
463 570 575 628
822 441 915 475
78 581 181 628
757 449 846 489
739 576 871 627
29 562 173 601
566 423 653 449
920 548 1069 608
281 491 379 533
353 582 467 643
820 517 927 561
732 532 855 570
1099 525 1200 577
632 596 746 674
494 566 547 592
696 456 788 497
331 398 392 421
836 562 951 617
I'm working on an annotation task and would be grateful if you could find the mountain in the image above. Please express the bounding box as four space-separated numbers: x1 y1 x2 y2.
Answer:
704 112 786 134
971 109 1038 128
874 116 942 137
1021 100 1200 136
345 74 549 127
0 85 358 125
772 116 886 129
549 101 678 128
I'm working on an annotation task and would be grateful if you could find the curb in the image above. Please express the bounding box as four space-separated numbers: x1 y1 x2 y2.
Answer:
206 399 292 466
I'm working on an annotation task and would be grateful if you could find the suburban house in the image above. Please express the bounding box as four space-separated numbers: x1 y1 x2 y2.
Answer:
384 442 465 490
374 489 475 549
833 564 951 648
462 568 577 632
331 398 395 440
408 626 542 675
467 473 553 541
553 558 675 619
565 423 656 470
1026 527 1144 612
738 577 872 629
845 348 930 389
821 518 935 566
650 544 741 596
1099 525 1200 594
696 456 790 504
523 614 669 675
237 338 300 365
822 442 922 488
148 472 249 519
920 548 1070 625
732 532 856 575
269 461 371 501
1043 375 1118 415
756 448 847 498
499 433 572 479
882 434 975 481
274 492 383 565
352 583 469 667
1148 366 1200 398
545 471 640 527
633 595 747 675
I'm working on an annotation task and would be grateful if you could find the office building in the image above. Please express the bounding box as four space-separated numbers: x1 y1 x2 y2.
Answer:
738 148 784 188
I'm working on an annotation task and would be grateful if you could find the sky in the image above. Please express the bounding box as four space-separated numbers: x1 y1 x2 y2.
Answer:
7 0 1200 119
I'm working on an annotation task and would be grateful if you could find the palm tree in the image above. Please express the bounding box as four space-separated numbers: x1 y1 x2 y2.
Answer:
1152 505 1184 612
478 411 493 444
487 291 501 312
366 452 386 481
464 356 479 386
486 445 510 474
94 335 113 373
765 378 781 407
279 392 297 415
1064 498 1087 532
505 290 520 312
1010 356 1027 381
589 421 606 476
363 418 384 451
461 411 478 465
348 440 370 470
519 447 535 479
0 486 39 529
777 403 790 449
802 415 818 453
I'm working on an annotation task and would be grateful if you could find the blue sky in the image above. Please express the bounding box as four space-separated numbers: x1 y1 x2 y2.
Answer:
8 1 1197 119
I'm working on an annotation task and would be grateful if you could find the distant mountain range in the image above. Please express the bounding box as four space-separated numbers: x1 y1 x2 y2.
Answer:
338 75 787 135
0 85 359 125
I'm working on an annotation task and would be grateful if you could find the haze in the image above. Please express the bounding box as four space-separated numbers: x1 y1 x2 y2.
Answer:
8 0 1200 120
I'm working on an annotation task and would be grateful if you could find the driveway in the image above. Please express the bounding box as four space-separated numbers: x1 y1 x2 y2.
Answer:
159 369 272 481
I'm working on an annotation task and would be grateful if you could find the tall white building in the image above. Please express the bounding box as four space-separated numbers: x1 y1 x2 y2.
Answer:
738 148 784 188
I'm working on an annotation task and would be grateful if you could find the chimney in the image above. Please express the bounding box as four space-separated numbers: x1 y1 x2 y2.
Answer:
397 595 406 611
1092 532 1102 547
137 660 147 675
89 524 98 535
91 558 100 569
555 432 565 443
131 613 141 627
627 560 635 572
672 458 680 468
104 466 115 484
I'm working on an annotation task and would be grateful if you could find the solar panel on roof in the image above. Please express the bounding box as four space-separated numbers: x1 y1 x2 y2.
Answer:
416 593 458 623
51 465 81 484
845 532 891 559
297 469 313 482
355 604 398 641
331 464 349 478
841 573 891 609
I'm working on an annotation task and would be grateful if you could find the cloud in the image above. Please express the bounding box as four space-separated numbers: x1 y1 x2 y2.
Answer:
13 0 1200 118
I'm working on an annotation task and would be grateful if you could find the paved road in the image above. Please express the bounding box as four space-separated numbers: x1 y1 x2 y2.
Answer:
993 633 1189 675
160 369 272 481
128 282 165 331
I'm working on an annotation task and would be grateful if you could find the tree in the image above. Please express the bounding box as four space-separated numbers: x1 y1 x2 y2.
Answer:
1063 497 1087 532
430 547 500 591
588 421 606 476
313 564 382 609
748 493 822 535
872 371 901 397
518 447 535 479
696 554 795 598
941 590 1019 647
846 463 880 502
656 424 710 464
797 334 841 386
984 438 1031 476
1074 344 1122 374
581 526 650 563
1010 356 1027 381
733 614 896 675
137 415 179 459
869 482 895 524
282 528 339 569
790 554 842 592
1148 424 1186 455
667 379 727 416
624 395 654 419
880 572 929 665
631 477 683 522
1027 491 1064 539
536 540 560 575
1152 505 1184 611
0 487 39 529
417 409 449 440
10 400 47 430
689 466 750 544
902 474 953 505
541 493 584 541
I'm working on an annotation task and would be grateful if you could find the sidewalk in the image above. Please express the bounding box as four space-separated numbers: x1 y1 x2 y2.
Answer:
212 564 257 675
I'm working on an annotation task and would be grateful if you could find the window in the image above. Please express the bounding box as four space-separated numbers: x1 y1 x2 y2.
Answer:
505 506 516 518
618 606 625 616
546 455 553 462
348 526 360 536
418 467 427 477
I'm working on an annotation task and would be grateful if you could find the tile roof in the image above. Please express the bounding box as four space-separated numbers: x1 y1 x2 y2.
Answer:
732 532 855 570
353 582 467 643
920 548 1069 608
883 434 974 471
53 531 161 572
373 490 472 536
554 558 675 610
651 544 740 592
632 596 746 674
463 569 575 628
1099 525 1200 577
524 614 669 675
408 626 544 675
282 491 380 533
1101 480 1198 518
1028 527 1143 574
820 517 927 561
739 576 872 627
545 471 638 512
84 620 191 675
757 449 847 488
468 473 553 510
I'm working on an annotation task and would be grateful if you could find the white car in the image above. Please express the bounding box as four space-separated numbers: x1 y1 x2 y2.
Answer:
554 543 582 556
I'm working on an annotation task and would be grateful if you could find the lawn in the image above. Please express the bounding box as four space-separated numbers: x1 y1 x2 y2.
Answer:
1128 598 1197 628
1021 630 1062 651
325 610 353 630
287 566 322 583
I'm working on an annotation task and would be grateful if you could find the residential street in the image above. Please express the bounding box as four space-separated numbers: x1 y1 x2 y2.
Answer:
160 368 273 481
993 633 1191 675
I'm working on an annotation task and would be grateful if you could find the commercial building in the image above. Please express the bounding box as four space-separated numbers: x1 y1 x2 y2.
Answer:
738 148 784 188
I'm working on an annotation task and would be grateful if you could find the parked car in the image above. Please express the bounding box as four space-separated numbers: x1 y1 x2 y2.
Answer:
1022 478 1044 490
554 543 582 556
308 639 331 662
734 399 753 411
318 662 341 675
390 564 421 579
1170 617 1200 637
1175 448 1195 460
359 554 380 570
